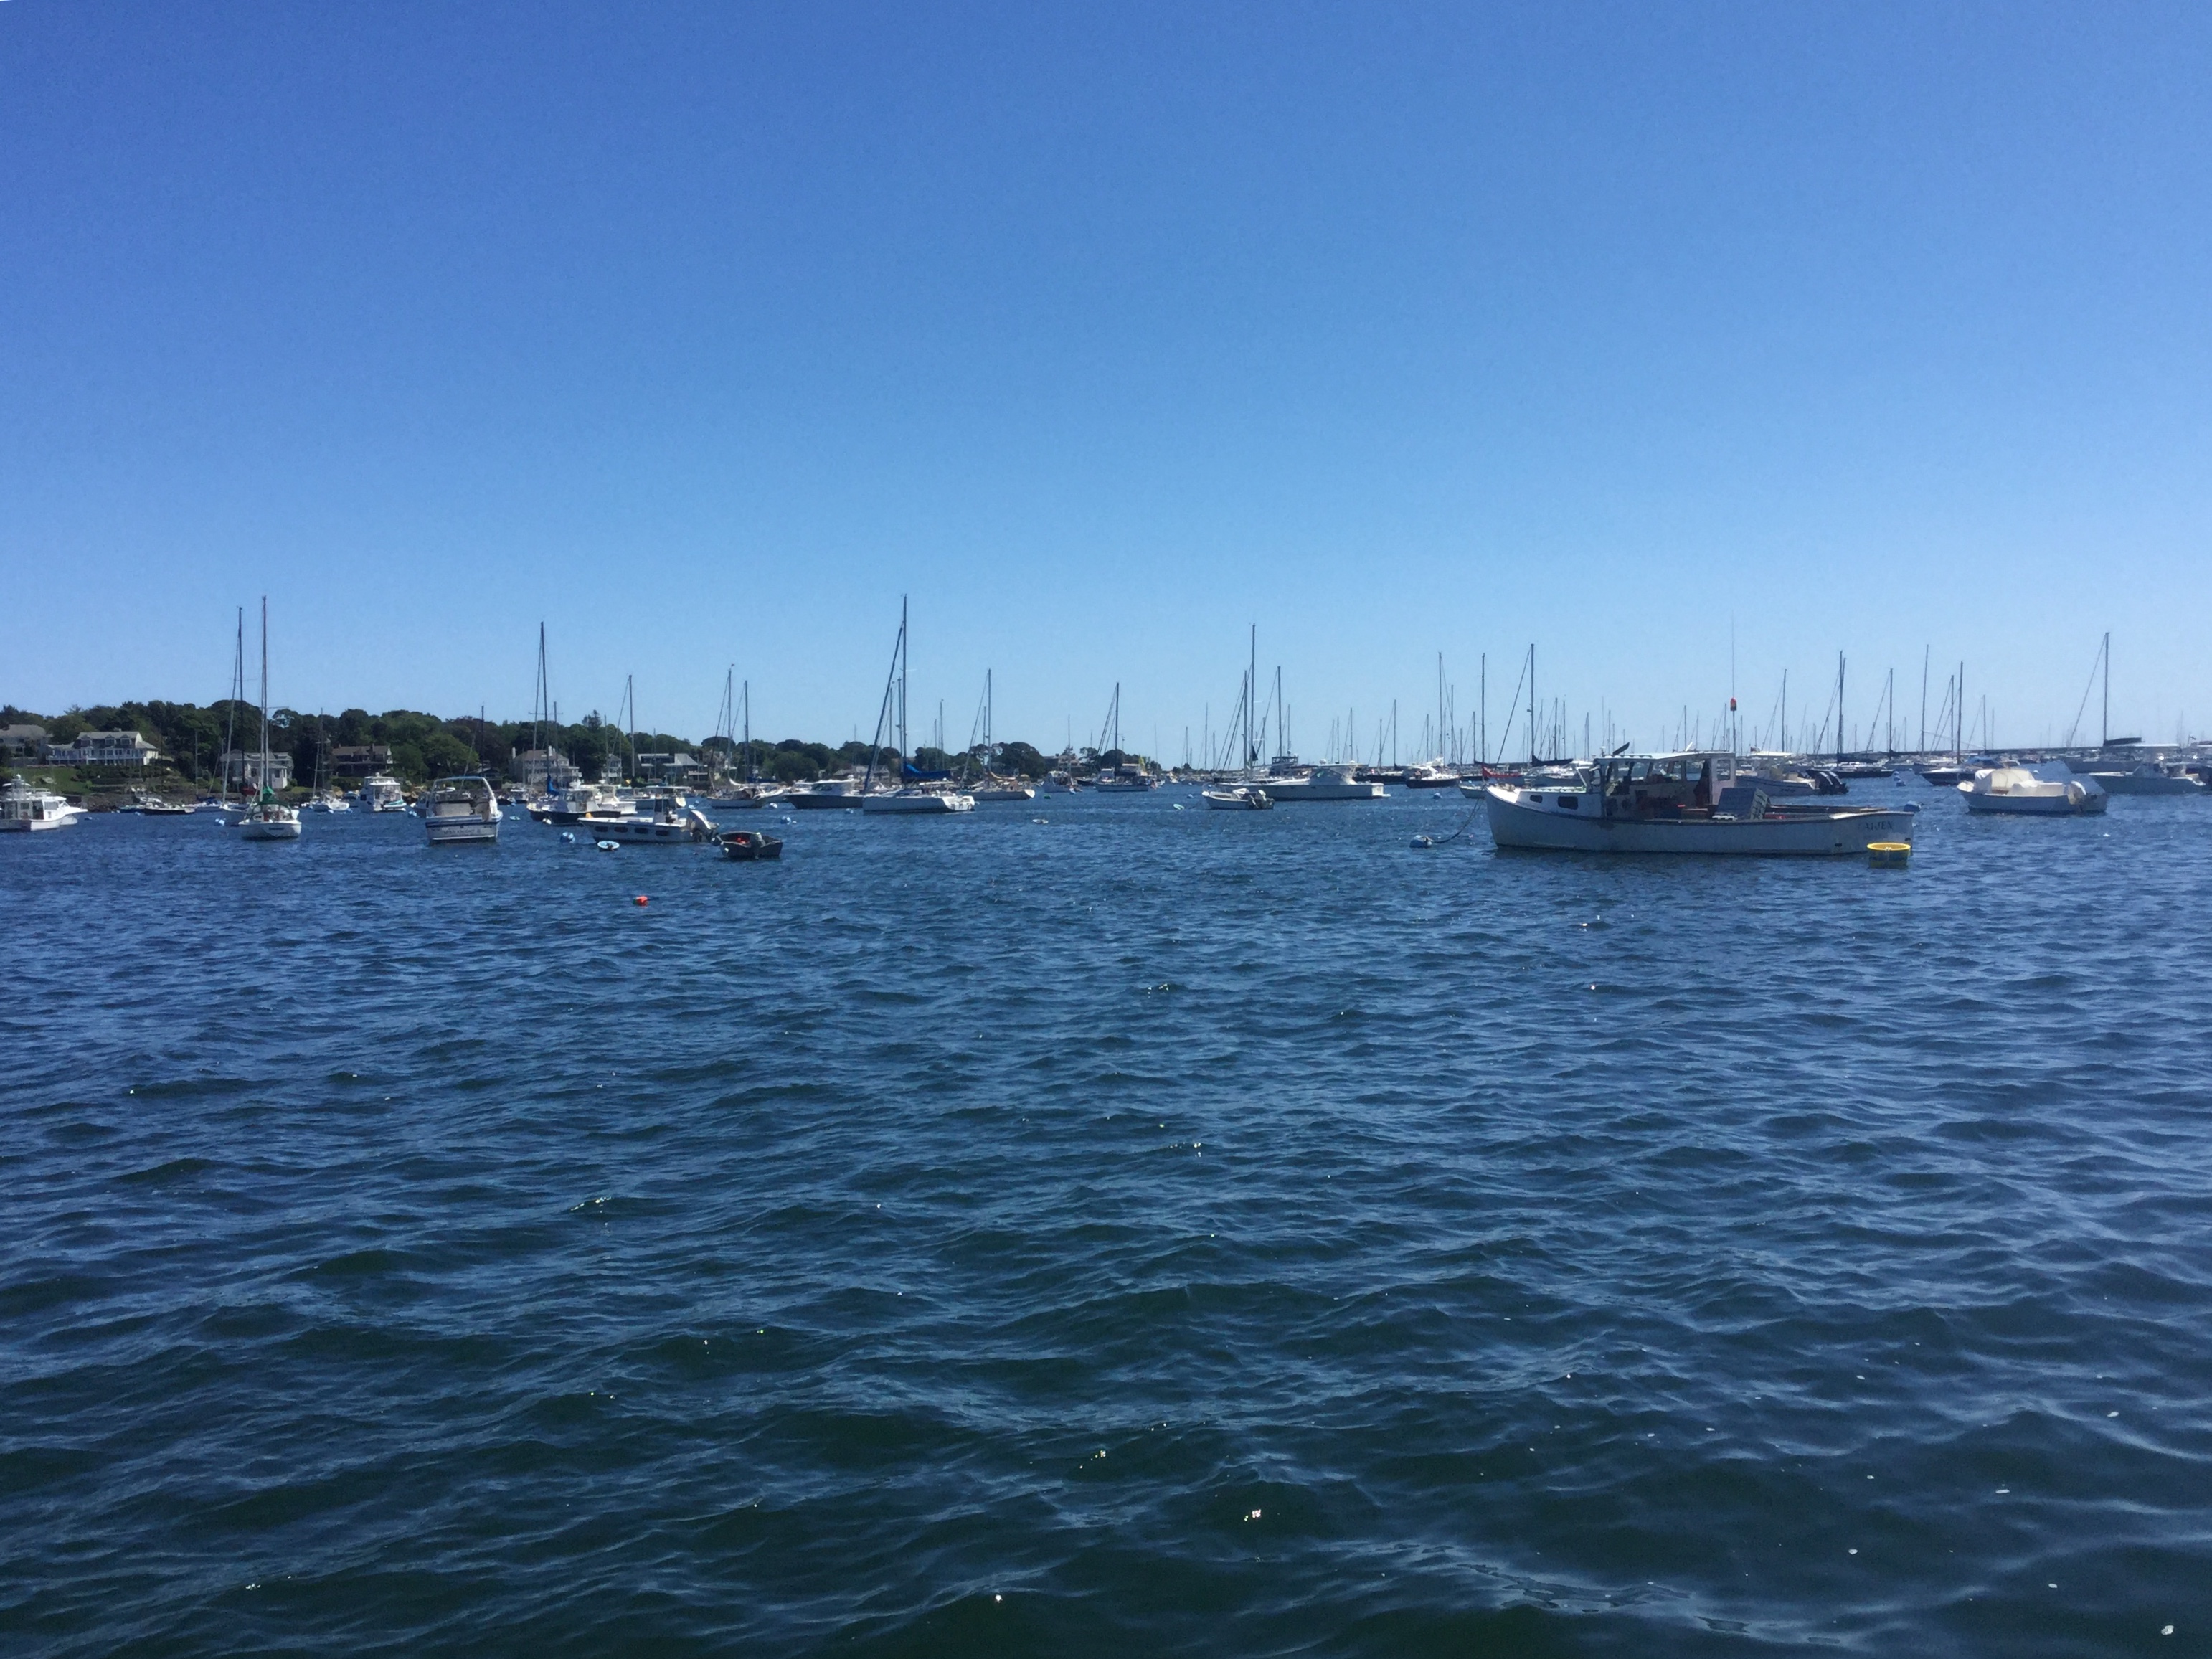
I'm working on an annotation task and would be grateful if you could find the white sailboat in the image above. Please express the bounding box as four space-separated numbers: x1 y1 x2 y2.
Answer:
861 599 973 815
1204 627 1275 810
237 598 302 841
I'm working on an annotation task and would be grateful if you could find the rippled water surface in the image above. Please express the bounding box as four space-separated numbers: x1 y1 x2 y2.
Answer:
6 788 2211 1656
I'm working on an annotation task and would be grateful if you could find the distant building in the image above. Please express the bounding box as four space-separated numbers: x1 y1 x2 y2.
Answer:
219 749 295 792
512 747 581 791
634 750 707 785
330 745 392 777
0 724 48 759
47 730 160 767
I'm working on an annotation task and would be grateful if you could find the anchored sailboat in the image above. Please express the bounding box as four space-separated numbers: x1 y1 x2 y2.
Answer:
863 599 973 815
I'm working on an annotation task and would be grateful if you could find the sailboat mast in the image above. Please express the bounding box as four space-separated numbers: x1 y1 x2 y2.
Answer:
2102 630 2110 747
258 597 270 793
1247 625 1257 777
1528 645 1537 767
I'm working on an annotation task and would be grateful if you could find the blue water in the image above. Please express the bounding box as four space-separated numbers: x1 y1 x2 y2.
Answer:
5 788 2210 1656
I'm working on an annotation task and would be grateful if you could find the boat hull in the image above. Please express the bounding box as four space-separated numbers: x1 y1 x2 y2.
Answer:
1485 787 1914 855
788 791 866 809
425 819 501 845
238 818 302 841
1961 793 2107 815
862 792 975 815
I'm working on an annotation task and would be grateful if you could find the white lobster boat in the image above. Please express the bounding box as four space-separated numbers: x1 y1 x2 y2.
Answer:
1201 785 1272 810
1485 752 1915 855
423 775 501 845
1 777 82 831
593 800 717 842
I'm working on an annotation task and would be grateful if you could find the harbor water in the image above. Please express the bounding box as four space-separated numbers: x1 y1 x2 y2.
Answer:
5 788 2209 1655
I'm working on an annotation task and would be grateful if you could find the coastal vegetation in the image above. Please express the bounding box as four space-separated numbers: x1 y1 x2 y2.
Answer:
0 701 1080 800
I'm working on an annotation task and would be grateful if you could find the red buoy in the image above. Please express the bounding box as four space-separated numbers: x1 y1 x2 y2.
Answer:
634 895 648 906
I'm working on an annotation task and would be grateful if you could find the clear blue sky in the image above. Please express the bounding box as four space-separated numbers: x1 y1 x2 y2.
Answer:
6 2 2208 755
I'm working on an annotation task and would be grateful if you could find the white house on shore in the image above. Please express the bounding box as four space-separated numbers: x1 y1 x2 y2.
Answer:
45 730 161 767
219 749 295 792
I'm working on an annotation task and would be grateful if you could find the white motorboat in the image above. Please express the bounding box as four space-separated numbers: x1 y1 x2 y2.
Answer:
2086 762 2203 797
592 802 717 842
423 775 501 845
1257 763 1385 802
1 777 82 831
1485 752 1915 855
1960 764 2107 816
969 778 1036 802
306 790 351 813
1037 771 1083 794
788 777 869 809
1202 785 1272 810
1402 762 1460 789
354 773 409 812
864 789 975 815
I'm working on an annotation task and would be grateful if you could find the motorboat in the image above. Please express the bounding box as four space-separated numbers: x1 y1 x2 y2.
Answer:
2085 761 2204 797
718 827 784 861
788 777 869 809
1202 785 1272 810
1959 764 2107 816
123 790 193 816
706 783 783 809
305 790 351 813
354 773 409 812
1090 765 1161 792
1257 763 1386 802
1 777 82 831
1402 762 1460 789
863 788 974 815
1037 771 1084 794
970 779 1037 803
423 775 502 845
1485 752 1915 855
592 801 717 842
539 781 630 823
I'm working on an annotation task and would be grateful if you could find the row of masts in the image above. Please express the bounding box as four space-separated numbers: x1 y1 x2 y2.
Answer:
509 619 2139 784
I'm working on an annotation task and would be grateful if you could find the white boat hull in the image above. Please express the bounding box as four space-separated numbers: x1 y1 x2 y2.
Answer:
425 818 501 845
862 792 975 814
1485 786 1913 855
1202 787 1272 810
238 816 302 841
1961 792 2107 815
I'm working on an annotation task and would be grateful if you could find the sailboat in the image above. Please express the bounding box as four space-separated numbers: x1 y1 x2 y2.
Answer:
969 670 1036 802
862 599 973 814
1204 626 1274 810
237 598 302 841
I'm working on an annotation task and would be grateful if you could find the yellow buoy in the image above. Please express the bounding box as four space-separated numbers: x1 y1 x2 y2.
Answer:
1868 841 1911 868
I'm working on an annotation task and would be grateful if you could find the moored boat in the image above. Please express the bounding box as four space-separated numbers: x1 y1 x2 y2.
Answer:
718 827 784 860
1959 764 2107 816
1485 752 1915 855
1257 763 1386 802
1 776 82 831
1201 785 1272 810
423 775 502 845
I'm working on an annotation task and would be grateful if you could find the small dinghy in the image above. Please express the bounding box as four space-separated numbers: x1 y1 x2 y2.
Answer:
719 828 784 861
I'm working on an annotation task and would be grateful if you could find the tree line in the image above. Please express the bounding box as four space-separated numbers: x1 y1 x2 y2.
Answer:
3 701 1066 788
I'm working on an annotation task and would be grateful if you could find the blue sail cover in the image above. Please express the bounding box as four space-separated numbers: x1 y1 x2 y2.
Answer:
902 762 950 780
